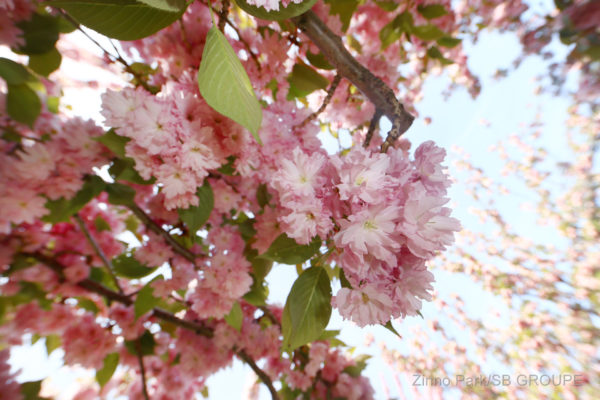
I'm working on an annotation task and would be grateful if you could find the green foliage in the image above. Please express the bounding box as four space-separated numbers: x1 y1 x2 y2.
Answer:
282 266 332 351
437 36 462 48
373 1 399 12
20 380 47 400
112 254 156 278
28 48 62 77
427 46 454 65
412 24 445 41
197 26 263 143
43 175 106 223
324 0 359 32
15 13 59 55
0 58 36 84
224 301 243 332
109 158 155 185
96 352 119 388
76 297 99 314
51 0 185 40
44 334 61 356
380 11 414 50
96 129 130 158
343 354 371 377
383 320 402 338
125 330 156 356
234 0 318 21
287 62 330 99
417 4 448 20
178 181 214 234
306 50 334 70
6 84 41 127
134 282 160 319
137 0 186 12
259 234 321 265
106 182 136 206
255 183 272 208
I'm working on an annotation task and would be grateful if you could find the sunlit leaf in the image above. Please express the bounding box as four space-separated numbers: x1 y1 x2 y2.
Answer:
28 47 62 77
178 181 213 234
286 62 329 99
259 234 321 265
6 83 41 127
96 352 119 388
224 301 243 332
417 4 448 20
137 0 186 12
50 0 185 40
282 266 332 351
197 26 262 143
112 254 156 278
234 0 318 21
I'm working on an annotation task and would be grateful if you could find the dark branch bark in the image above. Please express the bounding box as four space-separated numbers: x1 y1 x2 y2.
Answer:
73 213 123 294
135 339 151 400
292 11 414 152
127 203 198 264
25 252 279 399
295 74 341 130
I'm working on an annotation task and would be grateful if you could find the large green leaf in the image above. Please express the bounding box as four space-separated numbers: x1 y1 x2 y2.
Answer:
137 0 186 11
286 63 329 100
6 83 41 127
43 175 106 223
224 301 243 332
417 4 448 20
259 234 321 265
235 0 318 21
50 0 185 40
96 353 119 388
112 254 156 278
15 13 60 55
411 24 445 41
324 0 359 32
0 58 36 84
134 282 160 319
28 48 62 77
197 26 262 143
178 181 213 233
281 266 332 351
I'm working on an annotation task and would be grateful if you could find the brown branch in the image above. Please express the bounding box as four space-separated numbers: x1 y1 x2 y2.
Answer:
26 252 279 399
236 349 280 400
135 339 151 400
363 110 382 148
295 74 341 130
73 213 123 294
217 0 230 33
292 11 414 152
127 203 198 264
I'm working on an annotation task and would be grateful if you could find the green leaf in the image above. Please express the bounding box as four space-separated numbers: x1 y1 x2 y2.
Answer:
15 13 59 55
412 24 445 41
243 279 268 306
383 320 402 338
109 157 155 185
198 26 262 143
96 129 130 157
112 254 156 278
437 36 462 48
286 63 329 100
6 83 41 127
339 268 352 289
28 48 62 77
124 330 156 356
76 297 99 314
234 0 318 21
0 58 35 84
178 181 213 233
324 0 359 32
47 96 60 113
224 301 243 332
343 354 371 377
282 266 332 351
417 4 448 20
380 12 414 50
94 215 112 232
137 0 186 12
135 283 160 319
306 50 334 70
373 1 399 11
427 46 454 65
259 234 321 265
256 183 272 208
20 380 43 400
106 182 136 206
45 334 61 355
50 0 185 40
96 352 119 388
43 175 106 223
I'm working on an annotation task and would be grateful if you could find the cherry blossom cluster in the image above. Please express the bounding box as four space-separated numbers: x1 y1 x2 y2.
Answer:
270 142 460 326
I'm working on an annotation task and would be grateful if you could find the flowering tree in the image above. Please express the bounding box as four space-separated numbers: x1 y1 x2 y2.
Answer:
0 0 598 399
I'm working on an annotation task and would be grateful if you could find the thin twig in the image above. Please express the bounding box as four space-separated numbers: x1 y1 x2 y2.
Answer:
363 110 382 148
236 349 280 400
218 0 230 32
127 204 198 264
295 74 341 130
136 339 151 400
73 213 123 294
292 11 414 152
27 252 280 400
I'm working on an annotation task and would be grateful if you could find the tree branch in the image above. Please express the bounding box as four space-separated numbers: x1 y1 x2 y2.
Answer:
135 339 151 400
25 252 279 400
292 11 414 152
295 74 341 130
127 203 198 264
73 213 123 294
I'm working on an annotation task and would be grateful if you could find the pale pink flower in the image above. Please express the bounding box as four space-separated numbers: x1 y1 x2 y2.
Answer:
155 163 197 206
333 285 395 327
279 198 333 245
271 147 327 202
413 141 451 195
333 147 391 204
14 144 55 181
392 266 435 318
335 205 401 265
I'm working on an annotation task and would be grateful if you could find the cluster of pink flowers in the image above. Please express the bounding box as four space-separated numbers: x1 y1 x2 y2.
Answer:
270 142 460 327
